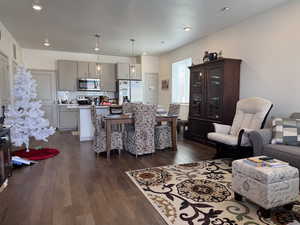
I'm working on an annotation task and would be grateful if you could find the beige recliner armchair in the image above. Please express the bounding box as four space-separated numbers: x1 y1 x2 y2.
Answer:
207 97 273 158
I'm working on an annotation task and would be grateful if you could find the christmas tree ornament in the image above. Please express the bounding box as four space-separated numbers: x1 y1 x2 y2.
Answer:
5 67 55 152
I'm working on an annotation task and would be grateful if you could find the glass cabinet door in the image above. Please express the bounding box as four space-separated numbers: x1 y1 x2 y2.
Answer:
206 66 223 120
189 69 205 118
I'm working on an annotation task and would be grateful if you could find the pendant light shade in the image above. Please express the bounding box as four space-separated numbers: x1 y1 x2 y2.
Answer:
130 39 136 74
95 36 101 75
94 34 100 52
32 0 43 11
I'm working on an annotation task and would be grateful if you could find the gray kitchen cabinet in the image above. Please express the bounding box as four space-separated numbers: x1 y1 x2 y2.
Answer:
130 64 142 80
116 63 130 79
77 61 89 78
78 61 100 79
101 63 116 92
58 107 78 130
57 60 78 91
116 63 141 80
88 62 101 79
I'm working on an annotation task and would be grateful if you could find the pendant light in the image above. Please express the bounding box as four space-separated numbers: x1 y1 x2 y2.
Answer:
43 38 51 47
94 34 100 52
94 34 101 75
129 39 136 101
130 39 136 74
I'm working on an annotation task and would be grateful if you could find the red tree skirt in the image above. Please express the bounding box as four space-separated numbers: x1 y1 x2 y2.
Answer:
12 148 60 161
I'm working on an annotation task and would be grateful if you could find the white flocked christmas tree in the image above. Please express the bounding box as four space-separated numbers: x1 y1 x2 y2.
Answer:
5 67 55 151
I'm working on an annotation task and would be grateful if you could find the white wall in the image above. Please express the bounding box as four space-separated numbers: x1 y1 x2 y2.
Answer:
159 0 300 118
140 56 160 104
0 22 23 65
0 21 23 105
23 48 135 70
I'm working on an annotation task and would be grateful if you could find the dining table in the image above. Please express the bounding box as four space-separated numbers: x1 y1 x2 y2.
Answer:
104 114 178 159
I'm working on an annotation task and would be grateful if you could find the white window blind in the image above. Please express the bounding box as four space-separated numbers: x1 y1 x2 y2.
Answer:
171 58 192 104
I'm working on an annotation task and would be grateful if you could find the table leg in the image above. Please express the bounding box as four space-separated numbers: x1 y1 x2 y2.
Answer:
106 120 112 159
171 118 177 151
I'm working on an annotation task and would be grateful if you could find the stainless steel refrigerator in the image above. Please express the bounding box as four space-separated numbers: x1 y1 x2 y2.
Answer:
118 80 143 105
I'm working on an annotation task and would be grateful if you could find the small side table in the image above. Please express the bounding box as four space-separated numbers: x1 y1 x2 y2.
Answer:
232 157 299 218
0 127 12 192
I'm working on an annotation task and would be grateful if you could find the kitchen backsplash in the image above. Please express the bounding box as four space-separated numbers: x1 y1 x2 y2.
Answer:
57 91 116 104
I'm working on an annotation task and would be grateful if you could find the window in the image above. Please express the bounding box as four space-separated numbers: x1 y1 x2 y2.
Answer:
171 58 192 104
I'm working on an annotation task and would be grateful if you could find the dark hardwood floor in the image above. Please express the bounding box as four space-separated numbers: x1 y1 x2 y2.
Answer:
0 132 215 225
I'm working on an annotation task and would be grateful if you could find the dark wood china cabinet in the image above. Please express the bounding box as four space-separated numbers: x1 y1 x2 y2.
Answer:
186 58 242 143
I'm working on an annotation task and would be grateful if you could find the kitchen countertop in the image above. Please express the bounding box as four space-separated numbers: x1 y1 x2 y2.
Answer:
65 104 110 109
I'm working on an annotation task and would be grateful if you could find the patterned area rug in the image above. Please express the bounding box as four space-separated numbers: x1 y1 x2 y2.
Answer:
126 160 300 225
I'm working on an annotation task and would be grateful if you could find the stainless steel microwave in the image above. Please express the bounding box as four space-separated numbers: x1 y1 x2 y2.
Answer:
78 78 101 91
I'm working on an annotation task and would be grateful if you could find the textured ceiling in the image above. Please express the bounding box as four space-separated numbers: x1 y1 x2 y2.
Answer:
0 0 290 56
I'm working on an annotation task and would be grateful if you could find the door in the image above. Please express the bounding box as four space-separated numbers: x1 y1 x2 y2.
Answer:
0 52 10 107
143 73 158 104
30 70 57 128
57 60 78 91
189 67 205 118
206 65 223 120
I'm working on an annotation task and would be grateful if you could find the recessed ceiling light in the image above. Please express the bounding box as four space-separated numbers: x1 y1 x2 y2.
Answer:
32 0 43 11
183 26 192 32
43 38 50 47
221 7 230 12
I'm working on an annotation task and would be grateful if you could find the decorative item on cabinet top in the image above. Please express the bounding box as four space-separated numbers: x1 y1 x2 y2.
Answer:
202 50 224 63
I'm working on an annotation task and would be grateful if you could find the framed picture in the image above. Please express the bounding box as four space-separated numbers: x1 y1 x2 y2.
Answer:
161 79 169 90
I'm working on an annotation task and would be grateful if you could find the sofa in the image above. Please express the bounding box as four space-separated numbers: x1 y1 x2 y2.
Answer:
249 113 300 170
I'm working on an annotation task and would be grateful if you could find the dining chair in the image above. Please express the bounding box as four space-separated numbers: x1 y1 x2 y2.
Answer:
122 102 142 141
91 105 123 155
154 104 180 150
124 104 157 157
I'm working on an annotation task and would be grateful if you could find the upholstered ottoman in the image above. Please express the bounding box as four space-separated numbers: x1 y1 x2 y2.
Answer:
232 157 299 218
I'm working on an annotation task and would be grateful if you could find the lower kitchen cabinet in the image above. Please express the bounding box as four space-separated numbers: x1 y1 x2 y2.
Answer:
58 107 78 130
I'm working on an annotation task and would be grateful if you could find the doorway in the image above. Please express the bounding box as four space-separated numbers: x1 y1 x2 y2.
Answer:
143 73 158 104
30 70 57 128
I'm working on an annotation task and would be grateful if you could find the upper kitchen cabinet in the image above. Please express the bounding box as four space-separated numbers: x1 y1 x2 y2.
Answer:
101 63 116 92
116 63 141 80
89 62 101 79
116 63 130 79
78 61 100 79
77 61 89 78
129 64 142 80
57 60 78 91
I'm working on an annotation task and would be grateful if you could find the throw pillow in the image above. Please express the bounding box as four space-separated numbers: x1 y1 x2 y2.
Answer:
271 118 300 146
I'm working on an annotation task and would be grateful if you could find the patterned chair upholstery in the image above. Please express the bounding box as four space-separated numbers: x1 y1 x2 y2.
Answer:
124 104 157 156
154 104 180 150
122 102 142 140
91 105 123 155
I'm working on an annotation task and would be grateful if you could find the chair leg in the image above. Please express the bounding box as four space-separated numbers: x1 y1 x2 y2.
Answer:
213 144 223 159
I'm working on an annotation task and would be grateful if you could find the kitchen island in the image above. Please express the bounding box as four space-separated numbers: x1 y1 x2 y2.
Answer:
67 105 110 141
